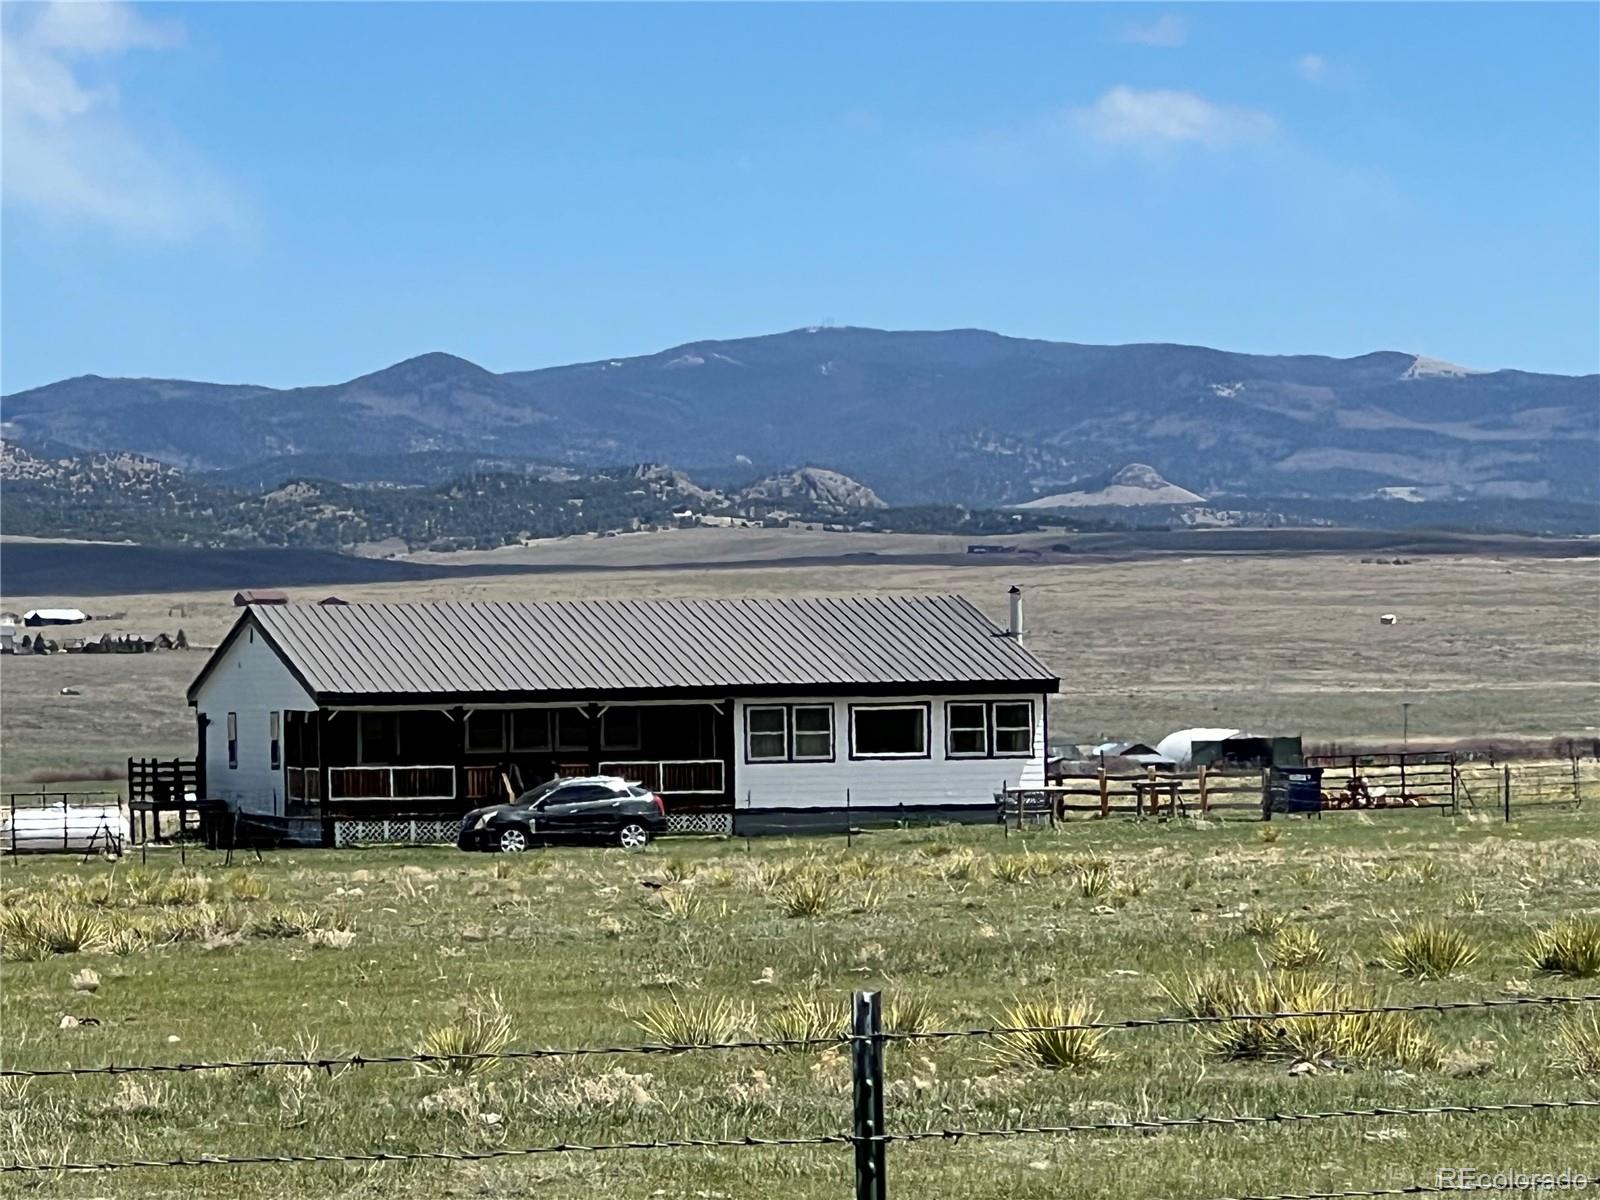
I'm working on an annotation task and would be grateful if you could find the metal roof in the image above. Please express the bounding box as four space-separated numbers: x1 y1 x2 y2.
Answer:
189 596 1058 704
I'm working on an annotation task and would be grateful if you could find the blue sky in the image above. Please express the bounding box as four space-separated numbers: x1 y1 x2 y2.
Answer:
2 2 1596 392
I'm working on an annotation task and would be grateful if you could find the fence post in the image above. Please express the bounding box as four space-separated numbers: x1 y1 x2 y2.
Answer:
851 989 888 1200
1503 764 1511 823
1098 768 1109 819
846 788 852 848
1198 765 1209 815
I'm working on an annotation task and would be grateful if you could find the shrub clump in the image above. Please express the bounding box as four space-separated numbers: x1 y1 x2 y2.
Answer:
625 993 750 1049
1378 921 1479 980
1266 925 1327 970
1551 1008 1600 1077
986 996 1113 1073
1164 970 1441 1069
1524 919 1600 979
415 991 513 1077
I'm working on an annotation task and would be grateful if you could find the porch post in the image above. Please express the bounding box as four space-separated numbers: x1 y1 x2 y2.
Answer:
585 702 602 776
452 705 467 804
316 708 333 847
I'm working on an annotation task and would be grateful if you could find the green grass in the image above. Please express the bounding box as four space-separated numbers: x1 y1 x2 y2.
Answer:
1 812 1598 1198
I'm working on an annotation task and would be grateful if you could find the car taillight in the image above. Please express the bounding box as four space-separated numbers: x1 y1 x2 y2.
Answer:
651 792 665 815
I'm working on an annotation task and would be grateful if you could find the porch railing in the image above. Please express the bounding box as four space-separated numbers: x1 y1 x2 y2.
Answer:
285 767 322 804
599 759 724 795
328 765 455 802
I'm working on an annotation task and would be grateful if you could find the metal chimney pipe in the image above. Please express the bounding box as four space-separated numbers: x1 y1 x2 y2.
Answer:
1007 585 1023 640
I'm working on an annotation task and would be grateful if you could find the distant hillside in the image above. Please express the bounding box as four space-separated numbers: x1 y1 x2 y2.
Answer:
4 328 1596 508
0 444 1015 551
1016 463 1206 509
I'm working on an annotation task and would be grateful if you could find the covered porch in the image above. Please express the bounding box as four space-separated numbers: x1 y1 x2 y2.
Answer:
283 700 734 843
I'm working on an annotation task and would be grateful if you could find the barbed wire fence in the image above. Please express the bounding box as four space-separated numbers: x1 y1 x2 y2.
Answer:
3 990 1595 1199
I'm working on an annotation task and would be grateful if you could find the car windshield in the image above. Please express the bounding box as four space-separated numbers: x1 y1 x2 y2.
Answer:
513 780 565 806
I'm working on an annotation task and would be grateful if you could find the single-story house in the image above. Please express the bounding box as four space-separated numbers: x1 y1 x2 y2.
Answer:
186 594 1058 845
233 589 290 607
23 608 87 627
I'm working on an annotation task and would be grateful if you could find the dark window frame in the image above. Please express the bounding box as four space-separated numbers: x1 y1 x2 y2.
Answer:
848 702 931 761
554 708 590 752
742 703 837 764
744 704 790 763
269 711 281 770
465 710 508 754
601 707 643 752
510 709 553 752
226 711 238 770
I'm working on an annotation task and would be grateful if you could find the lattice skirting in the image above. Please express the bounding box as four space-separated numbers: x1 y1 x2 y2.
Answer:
334 819 462 847
666 813 732 835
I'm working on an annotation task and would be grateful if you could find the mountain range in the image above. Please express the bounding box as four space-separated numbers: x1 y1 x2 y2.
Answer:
3 327 1596 506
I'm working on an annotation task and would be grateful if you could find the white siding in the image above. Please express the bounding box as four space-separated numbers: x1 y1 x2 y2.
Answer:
193 625 315 815
732 694 1047 811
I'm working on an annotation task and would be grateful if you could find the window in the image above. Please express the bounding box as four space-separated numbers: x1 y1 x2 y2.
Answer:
554 708 589 752
511 710 552 752
465 711 506 753
993 702 1033 756
791 705 834 761
601 708 641 752
850 705 928 758
946 702 988 757
269 712 281 770
943 700 1034 759
227 712 238 770
746 706 787 761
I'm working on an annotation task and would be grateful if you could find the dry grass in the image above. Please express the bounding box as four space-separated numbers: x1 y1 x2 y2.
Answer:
6 553 1597 788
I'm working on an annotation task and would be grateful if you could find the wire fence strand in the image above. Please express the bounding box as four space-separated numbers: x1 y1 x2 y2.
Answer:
4 992 1594 1080
3 1096 1594 1175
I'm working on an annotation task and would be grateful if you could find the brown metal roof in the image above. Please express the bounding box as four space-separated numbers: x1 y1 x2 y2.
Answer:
191 596 1058 703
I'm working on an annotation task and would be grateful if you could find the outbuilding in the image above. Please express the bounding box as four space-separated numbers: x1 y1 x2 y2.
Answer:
186 594 1057 845
233 589 289 607
23 608 87 627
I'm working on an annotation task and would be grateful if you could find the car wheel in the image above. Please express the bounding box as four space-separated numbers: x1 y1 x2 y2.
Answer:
497 826 530 853
618 822 650 851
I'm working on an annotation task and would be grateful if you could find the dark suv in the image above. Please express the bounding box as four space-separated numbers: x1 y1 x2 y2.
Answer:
457 776 667 853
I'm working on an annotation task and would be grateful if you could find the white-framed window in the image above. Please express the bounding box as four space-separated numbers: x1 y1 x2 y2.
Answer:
465 711 507 753
946 702 988 757
511 710 552 752
791 705 834 761
746 706 788 762
850 704 929 759
993 701 1034 756
226 712 238 770
601 708 642 752
269 711 281 770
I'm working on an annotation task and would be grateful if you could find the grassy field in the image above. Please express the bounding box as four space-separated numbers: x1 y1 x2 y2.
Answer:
3 552 1596 789
2 812 1598 1198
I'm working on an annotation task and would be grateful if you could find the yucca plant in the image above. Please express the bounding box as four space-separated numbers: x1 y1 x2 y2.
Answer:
1163 971 1440 1069
1267 925 1327 970
933 849 980 882
1073 861 1116 899
772 870 842 918
884 993 940 1037
1551 1008 1600 1077
248 905 344 939
1241 905 1288 939
986 996 1113 1073
763 993 849 1049
1523 918 1600 979
627 993 749 1049
224 872 271 902
642 886 699 921
991 854 1042 885
0 903 109 958
415 991 513 1076
1379 921 1479 980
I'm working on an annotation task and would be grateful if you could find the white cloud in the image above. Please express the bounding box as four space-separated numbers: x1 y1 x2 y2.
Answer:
1119 14 1188 48
1296 53 1330 84
1 2 242 239
1073 86 1276 150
